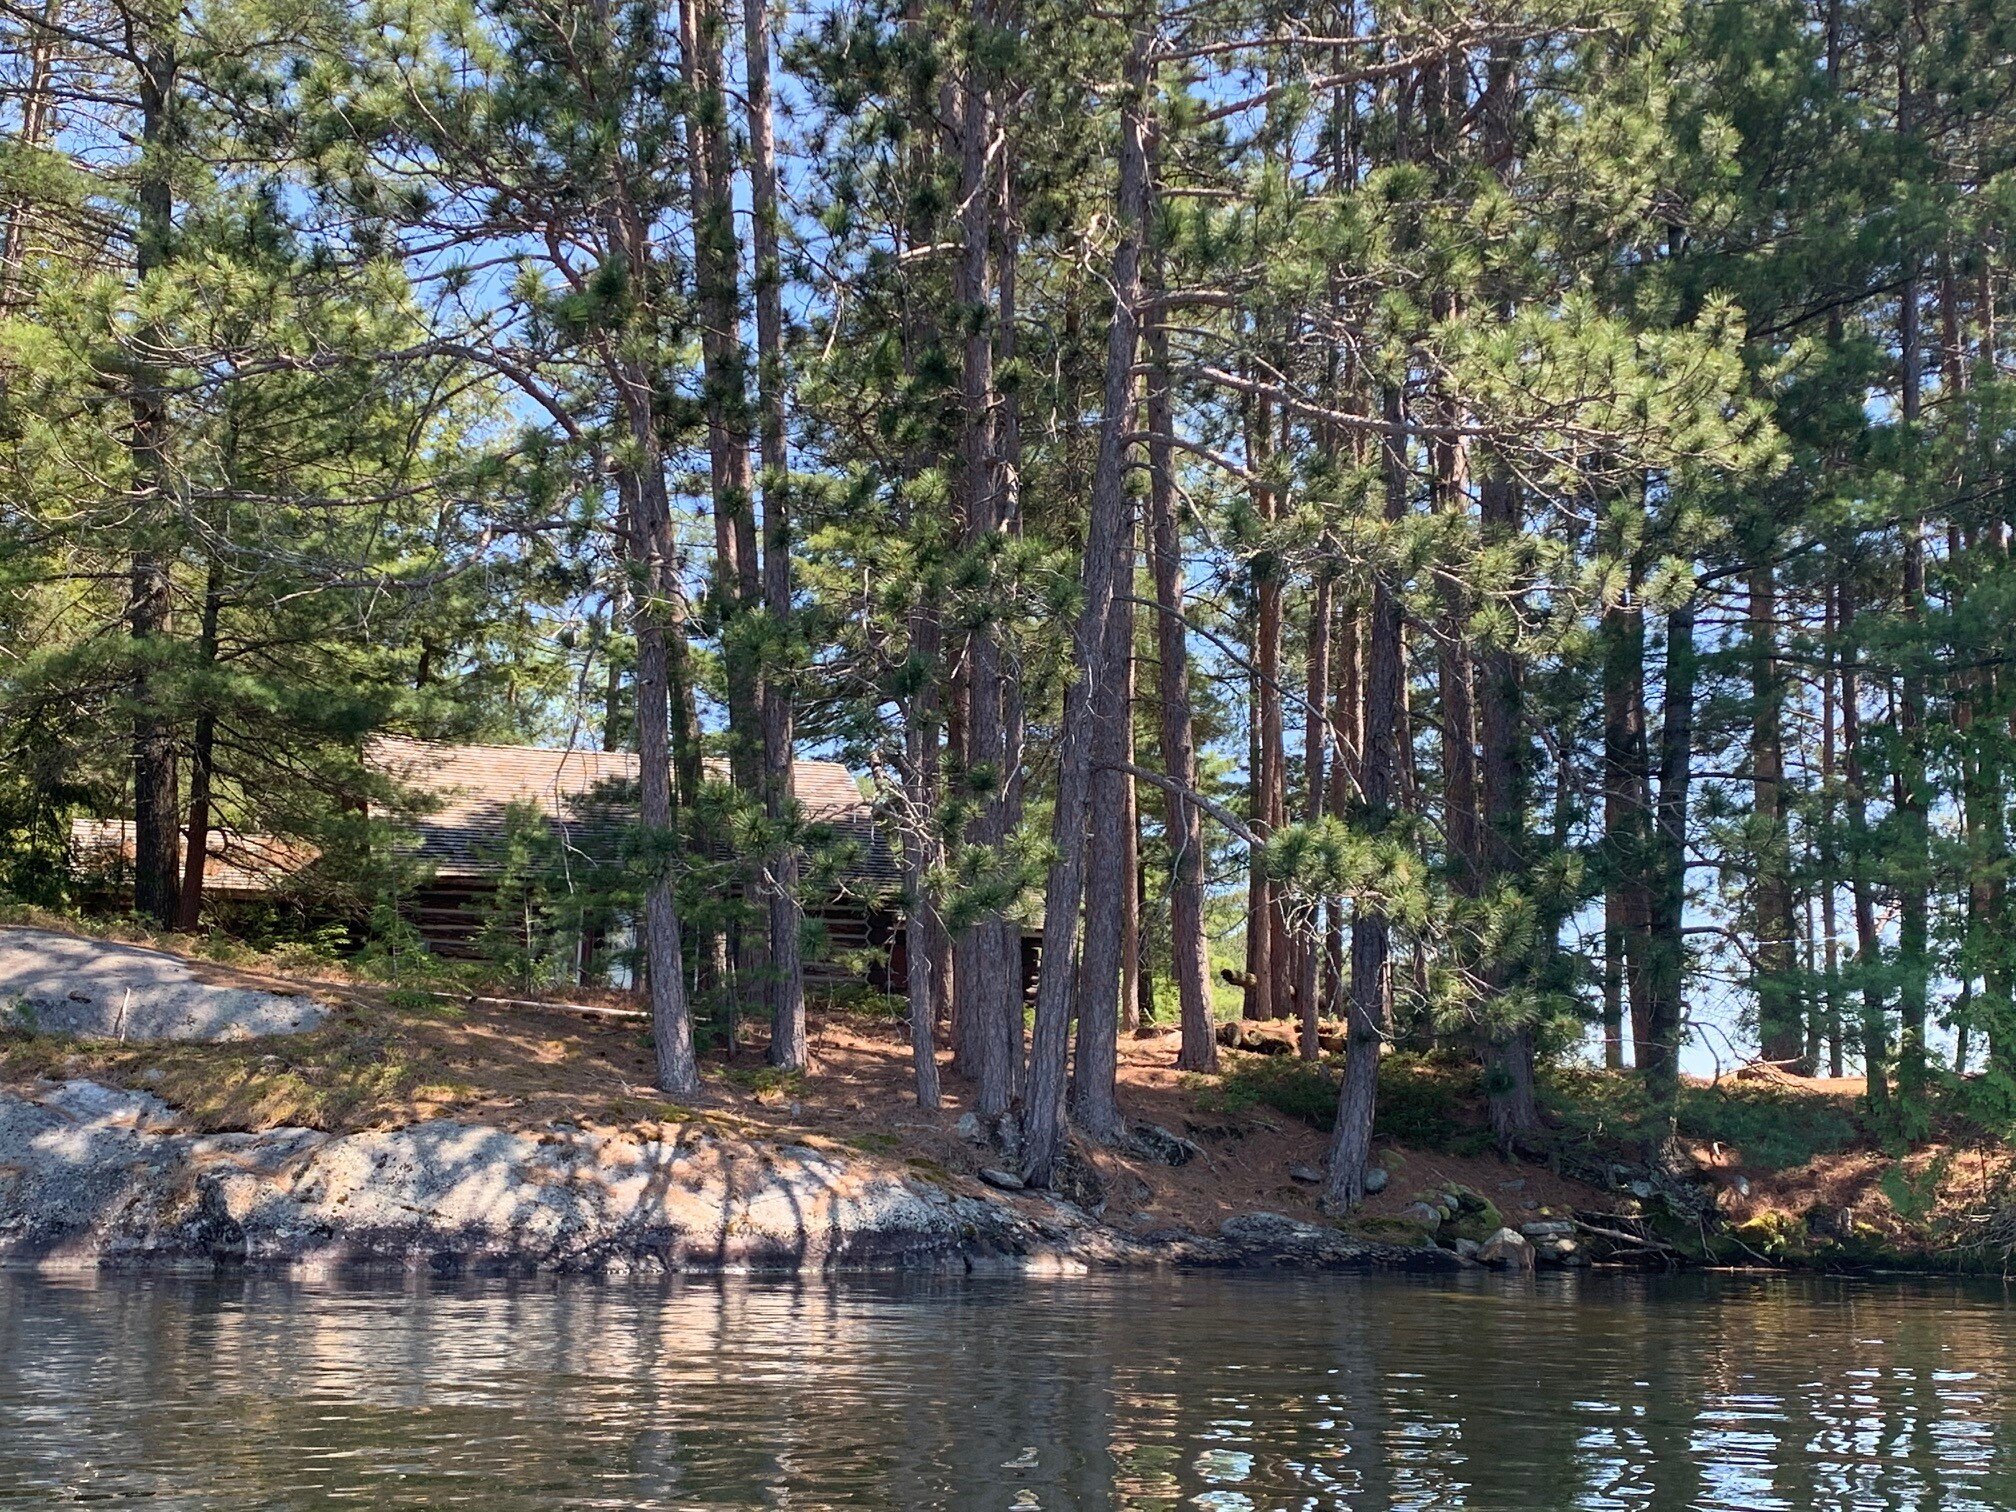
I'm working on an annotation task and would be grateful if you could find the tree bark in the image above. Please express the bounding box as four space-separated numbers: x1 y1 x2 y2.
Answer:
128 27 179 930
1021 25 1150 1187
1322 382 1405 1211
1476 465 1539 1140
1071 517 1136 1144
1602 564 1651 1069
1838 579 1889 1116
174 554 223 932
743 0 806 1068
1895 229 1931 1112
1642 600 1695 1105
1298 570 1332 1059
1145 301 1217 1074
625 474 700 1096
1750 561 1803 1068
948 15 1024 1115
0 0 61 314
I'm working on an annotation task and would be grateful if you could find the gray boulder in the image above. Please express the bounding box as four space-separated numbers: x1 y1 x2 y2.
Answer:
1397 1201 1444 1232
1520 1219 1575 1239
1477 1226 1536 1271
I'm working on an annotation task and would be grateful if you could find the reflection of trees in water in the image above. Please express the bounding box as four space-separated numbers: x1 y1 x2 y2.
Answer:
3 1273 2015 1509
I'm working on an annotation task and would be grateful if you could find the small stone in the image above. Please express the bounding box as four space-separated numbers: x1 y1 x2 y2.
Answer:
1362 1166 1390 1195
979 1167 1026 1191
1520 1220 1575 1239
1477 1226 1535 1270
1288 1162 1324 1184
1626 1179 1656 1200
1498 1178 1527 1194
1453 1237 1481 1259
1397 1201 1443 1232
956 1112 985 1143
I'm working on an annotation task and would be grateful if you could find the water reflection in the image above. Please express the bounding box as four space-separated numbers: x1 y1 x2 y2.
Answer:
2 1269 2012 1509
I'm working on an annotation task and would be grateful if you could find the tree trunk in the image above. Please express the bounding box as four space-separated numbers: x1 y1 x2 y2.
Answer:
1895 237 1931 1114
1121 643 1142 1034
1602 564 1651 1069
0 0 61 313
1071 518 1136 1144
1751 561 1803 1068
1476 465 1539 1140
678 0 759 1021
1021 26 1150 1187
175 555 224 932
1838 580 1889 1116
1642 600 1695 1106
904 716 944 1110
1324 608 1360 1016
1322 383 1405 1212
743 0 806 1069
1145 302 1217 1074
1818 584 1846 1078
949 17 1024 1113
128 31 179 930
1298 571 1332 1059
624 471 700 1096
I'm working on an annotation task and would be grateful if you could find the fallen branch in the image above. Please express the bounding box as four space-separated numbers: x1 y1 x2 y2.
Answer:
1573 1217 1680 1253
418 989 648 1022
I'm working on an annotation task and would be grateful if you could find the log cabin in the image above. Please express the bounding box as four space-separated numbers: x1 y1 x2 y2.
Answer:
70 737 909 988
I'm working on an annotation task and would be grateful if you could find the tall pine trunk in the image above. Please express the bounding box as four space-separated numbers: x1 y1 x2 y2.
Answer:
1145 301 1217 1073
1642 600 1696 1106
744 0 806 1068
1071 517 1137 1142
1322 383 1405 1211
1298 571 1332 1059
1021 25 1150 1187
1751 561 1803 1068
1477 465 1538 1139
128 29 180 929
1602 564 1651 1069
1838 580 1889 1116
175 554 224 931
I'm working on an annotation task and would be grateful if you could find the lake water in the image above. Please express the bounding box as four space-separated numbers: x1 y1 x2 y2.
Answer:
2 1268 2012 1509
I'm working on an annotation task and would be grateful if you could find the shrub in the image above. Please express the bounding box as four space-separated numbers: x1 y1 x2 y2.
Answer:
1676 1084 1860 1169
1542 1064 1861 1170
1201 1052 1485 1151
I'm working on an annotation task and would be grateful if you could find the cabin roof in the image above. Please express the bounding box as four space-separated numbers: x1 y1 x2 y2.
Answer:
72 741 900 894
68 820 319 895
367 737 897 883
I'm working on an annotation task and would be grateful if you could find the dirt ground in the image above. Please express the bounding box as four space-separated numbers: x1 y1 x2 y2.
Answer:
0 925 1618 1238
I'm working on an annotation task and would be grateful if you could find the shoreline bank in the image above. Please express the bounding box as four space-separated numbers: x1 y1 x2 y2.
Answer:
0 1079 1461 1278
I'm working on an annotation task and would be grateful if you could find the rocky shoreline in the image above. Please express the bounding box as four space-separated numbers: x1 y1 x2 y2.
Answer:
0 1079 1460 1277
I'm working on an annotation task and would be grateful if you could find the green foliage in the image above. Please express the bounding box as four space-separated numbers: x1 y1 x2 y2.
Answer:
1204 1053 1488 1152
1878 1155 1952 1227
1544 1065 1862 1170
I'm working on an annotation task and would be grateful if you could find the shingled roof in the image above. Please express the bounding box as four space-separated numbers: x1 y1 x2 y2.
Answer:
69 819 319 895
366 738 896 884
